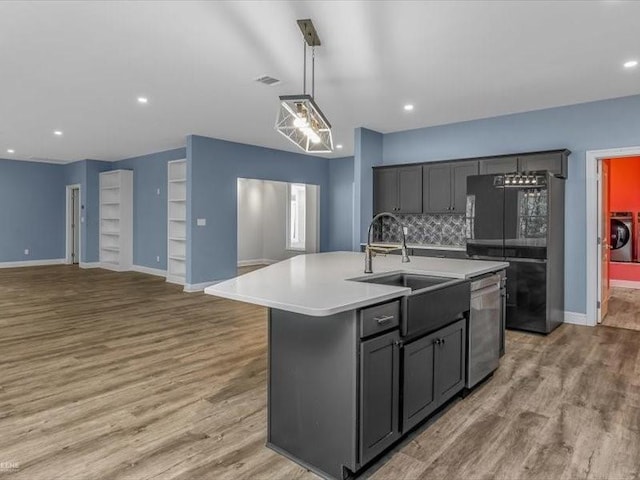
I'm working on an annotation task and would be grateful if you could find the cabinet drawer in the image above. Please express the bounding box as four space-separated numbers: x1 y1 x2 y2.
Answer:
360 301 400 338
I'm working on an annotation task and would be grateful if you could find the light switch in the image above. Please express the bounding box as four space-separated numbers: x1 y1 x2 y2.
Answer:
403 226 408 235
24 249 29 255
156 188 160 195
197 218 206 226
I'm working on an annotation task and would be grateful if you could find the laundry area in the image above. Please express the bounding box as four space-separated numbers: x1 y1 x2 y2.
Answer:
602 156 640 330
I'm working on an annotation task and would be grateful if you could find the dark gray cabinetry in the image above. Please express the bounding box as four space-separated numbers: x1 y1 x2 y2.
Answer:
423 164 451 213
423 161 478 214
374 168 399 214
479 156 518 175
373 166 422 214
402 318 466 432
359 330 401 465
479 152 568 178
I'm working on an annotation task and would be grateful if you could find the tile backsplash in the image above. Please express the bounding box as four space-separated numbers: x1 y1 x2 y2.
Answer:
374 214 467 246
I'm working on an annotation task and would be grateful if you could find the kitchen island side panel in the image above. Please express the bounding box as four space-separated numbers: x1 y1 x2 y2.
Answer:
268 309 359 479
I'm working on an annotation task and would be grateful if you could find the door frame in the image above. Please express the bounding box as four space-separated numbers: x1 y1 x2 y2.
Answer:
65 184 82 265
586 146 640 325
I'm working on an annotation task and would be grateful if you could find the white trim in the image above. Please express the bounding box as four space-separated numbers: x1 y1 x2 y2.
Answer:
79 262 101 269
131 265 167 277
65 184 82 265
183 280 222 292
166 275 186 285
586 146 640 327
99 262 129 272
0 258 66 269
610 279 640 289
237 259 278 267
564 311 589 326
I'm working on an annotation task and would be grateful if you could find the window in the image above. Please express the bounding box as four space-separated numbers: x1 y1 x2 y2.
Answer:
287 183 306 251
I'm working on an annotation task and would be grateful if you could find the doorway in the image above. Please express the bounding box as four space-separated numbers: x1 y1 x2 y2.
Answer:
66 184 81 265
236 178 320 276
586 146 640 329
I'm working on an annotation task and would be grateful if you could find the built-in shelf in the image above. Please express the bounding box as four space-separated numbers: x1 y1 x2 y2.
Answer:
167 159 187 285
100 170 133 271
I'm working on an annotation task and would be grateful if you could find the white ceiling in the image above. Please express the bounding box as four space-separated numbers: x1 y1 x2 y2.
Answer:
1 0 639 163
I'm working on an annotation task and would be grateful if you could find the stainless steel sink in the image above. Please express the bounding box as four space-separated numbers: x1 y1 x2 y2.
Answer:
355 273 453 291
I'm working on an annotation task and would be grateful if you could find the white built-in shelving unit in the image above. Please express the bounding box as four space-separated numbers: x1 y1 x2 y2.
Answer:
167 159 187 284
99 169 133 271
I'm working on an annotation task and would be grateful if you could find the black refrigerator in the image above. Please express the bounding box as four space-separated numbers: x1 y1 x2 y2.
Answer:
466 172 565 334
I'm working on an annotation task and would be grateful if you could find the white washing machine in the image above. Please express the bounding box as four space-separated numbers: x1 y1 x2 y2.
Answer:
610 212 633 262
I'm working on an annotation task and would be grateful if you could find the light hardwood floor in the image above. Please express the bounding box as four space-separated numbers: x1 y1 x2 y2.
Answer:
1 265 639 480
603 287 640 332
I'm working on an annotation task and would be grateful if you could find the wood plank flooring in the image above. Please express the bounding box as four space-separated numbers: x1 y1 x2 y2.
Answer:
1 265 639 480
603 287 640 332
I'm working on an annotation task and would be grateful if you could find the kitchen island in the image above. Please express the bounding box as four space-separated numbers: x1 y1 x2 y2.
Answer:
205 252 508 479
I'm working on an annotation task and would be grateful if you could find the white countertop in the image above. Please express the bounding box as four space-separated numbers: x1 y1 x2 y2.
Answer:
361 242 467 252
204 252 508 317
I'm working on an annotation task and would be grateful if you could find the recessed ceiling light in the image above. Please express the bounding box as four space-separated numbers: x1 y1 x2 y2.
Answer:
7 149 15 154
53 130 63 136
336 144 343 149
624 60 638 68
137 96 149 104
404 104 414 111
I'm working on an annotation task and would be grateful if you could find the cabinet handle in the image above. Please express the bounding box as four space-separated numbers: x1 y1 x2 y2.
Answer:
441 338 446 345
374 315 395 324
434 338 442 345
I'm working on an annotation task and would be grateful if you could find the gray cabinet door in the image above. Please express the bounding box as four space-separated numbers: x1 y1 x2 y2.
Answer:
402 332 437 432
479 156 518 174
434 319 466 405
518 152 567 177
397 166 423 214
423 164 452 213
451 161 479 213
360 330 401 465
373 169 398 214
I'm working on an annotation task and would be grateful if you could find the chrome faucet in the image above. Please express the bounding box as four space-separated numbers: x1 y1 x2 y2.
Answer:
364 212 410 274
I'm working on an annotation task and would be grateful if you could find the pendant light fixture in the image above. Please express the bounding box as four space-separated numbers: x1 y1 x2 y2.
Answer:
275 19 333 153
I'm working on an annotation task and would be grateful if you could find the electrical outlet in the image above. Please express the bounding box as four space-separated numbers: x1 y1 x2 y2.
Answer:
403 226 408 235
156 256 160 263
24 248 29 255
197 218 206 226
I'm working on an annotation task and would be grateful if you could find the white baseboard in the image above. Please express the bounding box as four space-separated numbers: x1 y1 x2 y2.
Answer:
131 265 167 277
0 258 66 269
564 311 589 326
237 259 278 267
166 275 185 286
184 280 222 293
610 279 640 289
79 262 101 269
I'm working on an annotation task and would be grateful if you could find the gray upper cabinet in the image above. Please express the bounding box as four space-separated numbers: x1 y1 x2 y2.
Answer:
373 166 422 215
517 152 568 178
423 164 451 213
478 151 568 178
373 168 398 215
479 156 518 175
451 161 479 213
397 166 423 213
423 161 478 214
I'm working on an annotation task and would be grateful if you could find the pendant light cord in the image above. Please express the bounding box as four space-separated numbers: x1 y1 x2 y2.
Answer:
303 39 307 95
312 47 315 99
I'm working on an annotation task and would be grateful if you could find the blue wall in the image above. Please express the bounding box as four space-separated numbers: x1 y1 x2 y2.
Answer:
353 128 383 251
328 156 354 251
187 135 331 285
0 159 65 262
115 148 186 269
353 94 640 314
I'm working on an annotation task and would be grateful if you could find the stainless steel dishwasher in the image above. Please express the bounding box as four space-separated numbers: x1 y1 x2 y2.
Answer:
466 273 502 389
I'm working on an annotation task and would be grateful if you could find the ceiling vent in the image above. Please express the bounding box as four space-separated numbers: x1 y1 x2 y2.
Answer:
256 75 281 86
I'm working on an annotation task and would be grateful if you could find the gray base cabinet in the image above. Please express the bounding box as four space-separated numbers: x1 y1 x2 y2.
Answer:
360 330 401 464
269 308 469 479
402 318 466 432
